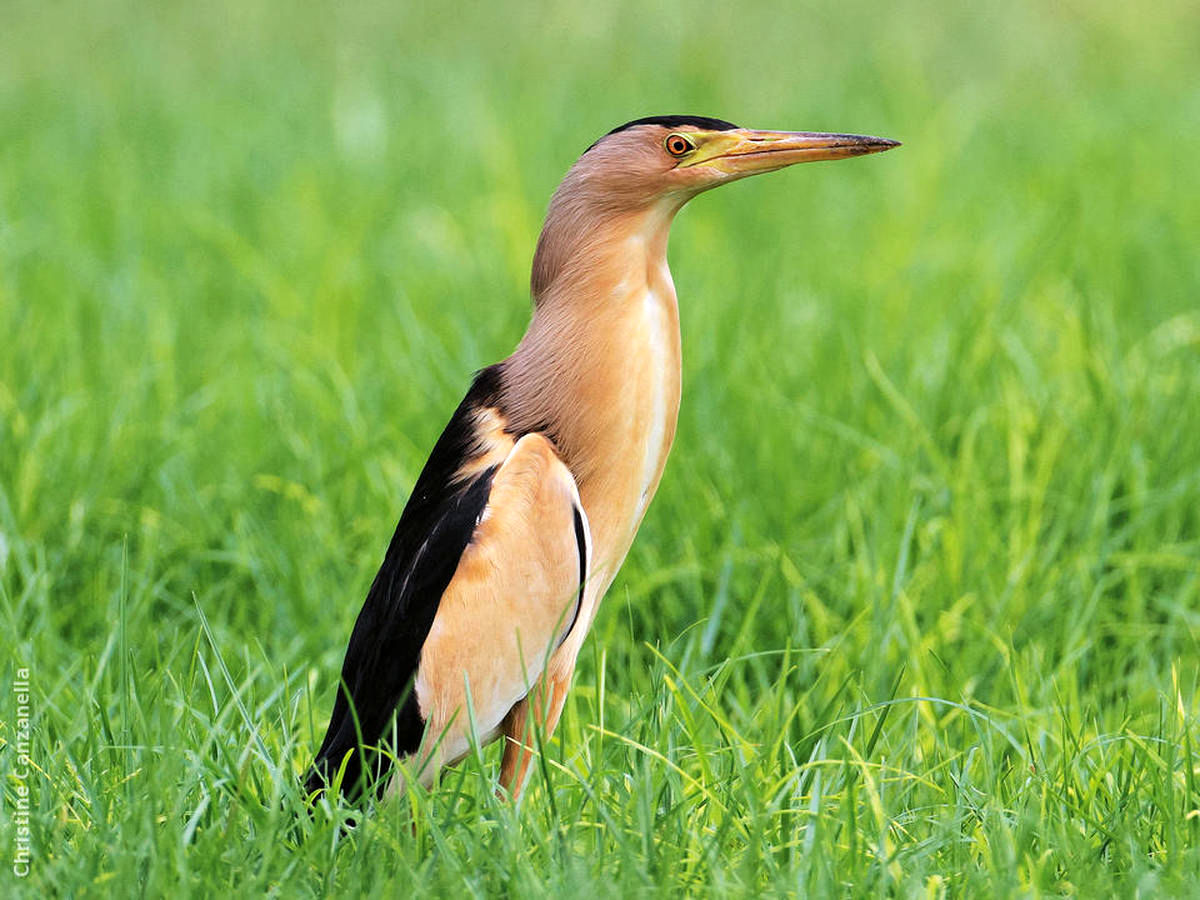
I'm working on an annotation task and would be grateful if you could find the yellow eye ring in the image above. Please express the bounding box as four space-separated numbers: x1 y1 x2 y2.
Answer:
665 134 693 157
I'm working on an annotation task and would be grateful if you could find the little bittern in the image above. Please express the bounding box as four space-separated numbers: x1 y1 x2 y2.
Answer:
305 115 898 802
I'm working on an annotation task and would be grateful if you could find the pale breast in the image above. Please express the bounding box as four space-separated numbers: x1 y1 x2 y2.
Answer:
572 279 681 607
631 284 680 523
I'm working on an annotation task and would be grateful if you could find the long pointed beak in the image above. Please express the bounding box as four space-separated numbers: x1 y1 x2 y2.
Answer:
685 128 900 176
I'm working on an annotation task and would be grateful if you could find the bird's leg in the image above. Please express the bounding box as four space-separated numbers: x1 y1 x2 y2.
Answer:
497 698 531 798
498 670 572 800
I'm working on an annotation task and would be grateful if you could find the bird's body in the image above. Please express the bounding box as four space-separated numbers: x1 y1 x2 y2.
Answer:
305 116 898 802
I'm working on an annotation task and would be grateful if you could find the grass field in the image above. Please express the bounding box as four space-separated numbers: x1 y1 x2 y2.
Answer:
3 0 1200 895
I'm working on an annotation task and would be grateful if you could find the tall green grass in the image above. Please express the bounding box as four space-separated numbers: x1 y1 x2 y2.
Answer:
2 0 1198 894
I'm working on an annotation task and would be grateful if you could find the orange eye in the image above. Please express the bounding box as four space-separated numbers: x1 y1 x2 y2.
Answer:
665 134 693 157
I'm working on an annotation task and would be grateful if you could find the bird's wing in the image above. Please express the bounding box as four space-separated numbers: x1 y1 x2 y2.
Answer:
305 366 589 799
412 431 589 781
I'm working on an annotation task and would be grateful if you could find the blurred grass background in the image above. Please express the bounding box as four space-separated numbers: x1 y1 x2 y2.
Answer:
2 0 1199 894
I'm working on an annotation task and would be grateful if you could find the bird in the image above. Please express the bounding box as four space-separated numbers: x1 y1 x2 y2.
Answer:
304 115 899 804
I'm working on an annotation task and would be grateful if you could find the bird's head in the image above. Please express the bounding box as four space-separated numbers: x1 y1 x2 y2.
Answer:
573 115 900 211
531 115 899 298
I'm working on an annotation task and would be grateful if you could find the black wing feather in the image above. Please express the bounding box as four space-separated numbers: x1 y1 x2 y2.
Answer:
305 366 505 799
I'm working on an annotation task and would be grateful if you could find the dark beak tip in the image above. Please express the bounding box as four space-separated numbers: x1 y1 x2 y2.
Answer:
856 137 901 156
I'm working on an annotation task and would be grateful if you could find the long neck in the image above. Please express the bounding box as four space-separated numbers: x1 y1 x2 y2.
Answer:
502 190 687 596
502 197 681 486
530 183 680 302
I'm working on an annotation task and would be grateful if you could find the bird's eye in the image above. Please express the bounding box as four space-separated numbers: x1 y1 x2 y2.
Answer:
665 134 693 157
